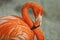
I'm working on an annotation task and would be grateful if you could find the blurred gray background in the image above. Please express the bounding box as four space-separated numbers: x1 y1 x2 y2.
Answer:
0 0 60 40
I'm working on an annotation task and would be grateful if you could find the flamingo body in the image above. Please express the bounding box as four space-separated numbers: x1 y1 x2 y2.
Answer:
0 2 44 40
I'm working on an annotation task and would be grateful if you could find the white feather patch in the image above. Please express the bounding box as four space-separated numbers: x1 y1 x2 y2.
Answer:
0 19 7 24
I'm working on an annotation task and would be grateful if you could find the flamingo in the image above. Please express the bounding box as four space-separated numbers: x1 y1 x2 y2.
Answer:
0 2 44 40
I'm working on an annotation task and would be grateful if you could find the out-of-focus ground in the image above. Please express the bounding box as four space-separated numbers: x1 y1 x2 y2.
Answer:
0 0 60 40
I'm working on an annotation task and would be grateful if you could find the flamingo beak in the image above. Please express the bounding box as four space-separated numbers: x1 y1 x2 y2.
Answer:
35 14 42 26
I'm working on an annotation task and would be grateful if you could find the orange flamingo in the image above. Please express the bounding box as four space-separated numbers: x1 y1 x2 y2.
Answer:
0 2 44 40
